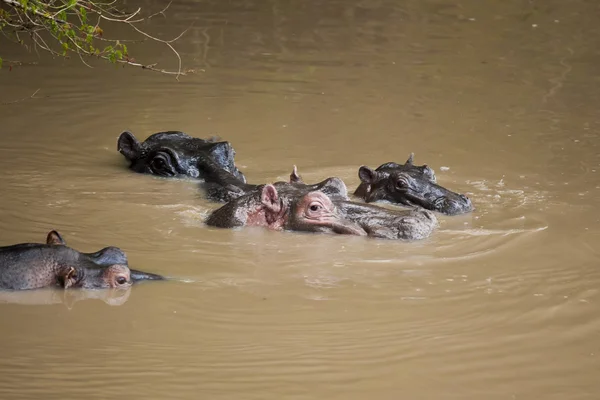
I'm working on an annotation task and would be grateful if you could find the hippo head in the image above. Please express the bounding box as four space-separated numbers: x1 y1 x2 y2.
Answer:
206 184 438 240
117 130 246 183
45 230 165 288
60 264 133 290
354 154 473 216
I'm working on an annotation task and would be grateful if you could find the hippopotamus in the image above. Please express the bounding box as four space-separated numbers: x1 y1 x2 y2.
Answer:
117 130 246 182
206 181 438 240
0 231 164 290
354 154 473 216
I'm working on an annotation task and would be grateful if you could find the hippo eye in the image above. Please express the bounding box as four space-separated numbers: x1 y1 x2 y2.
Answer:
150 153 174 176
152 157 166 170
116 276 128 285
310 204 321 212
395 179 408 189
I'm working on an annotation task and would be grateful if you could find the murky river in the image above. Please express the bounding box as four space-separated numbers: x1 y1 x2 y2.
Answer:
1 0 599 398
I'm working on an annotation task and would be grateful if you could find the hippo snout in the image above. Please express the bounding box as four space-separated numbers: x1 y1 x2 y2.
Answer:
442 194 473 215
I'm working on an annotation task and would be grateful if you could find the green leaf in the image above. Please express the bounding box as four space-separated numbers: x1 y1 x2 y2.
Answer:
80 7 87 23
0 57 3 69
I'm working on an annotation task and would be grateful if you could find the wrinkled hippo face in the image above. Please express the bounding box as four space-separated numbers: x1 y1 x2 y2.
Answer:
64 264 133 290
353 154 436 200
117 131 246 182
288 191 367 236
288 191 438 240
357 167 473 216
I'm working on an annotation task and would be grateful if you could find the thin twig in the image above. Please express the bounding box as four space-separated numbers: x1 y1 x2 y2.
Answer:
1 89 42 105
1 0 68 24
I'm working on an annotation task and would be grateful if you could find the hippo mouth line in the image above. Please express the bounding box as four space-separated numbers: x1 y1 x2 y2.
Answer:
395 189 471 214
304 213 368 236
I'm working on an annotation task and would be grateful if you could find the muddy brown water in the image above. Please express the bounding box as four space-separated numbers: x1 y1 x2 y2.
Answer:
0 0 599 398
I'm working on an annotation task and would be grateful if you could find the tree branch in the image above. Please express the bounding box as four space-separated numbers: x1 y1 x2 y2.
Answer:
0 0 192 79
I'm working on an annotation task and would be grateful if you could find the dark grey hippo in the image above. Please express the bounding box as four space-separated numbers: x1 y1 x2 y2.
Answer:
354 154 474 216
0 231 164 290
117 130 246 182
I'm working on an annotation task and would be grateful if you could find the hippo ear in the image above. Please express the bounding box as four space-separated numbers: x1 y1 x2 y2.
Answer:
208 141 233 159
358 166 378 184
117 131 142 161
406 153 415 165
260 184 281 213
289 165 303 183
62 267 78 289
46 230 66 246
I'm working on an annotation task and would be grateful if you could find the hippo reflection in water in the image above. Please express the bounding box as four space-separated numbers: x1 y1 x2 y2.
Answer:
0 231 164 290
206 181 438 240
354 154 474 216
0 286 133 307
117 130 246 182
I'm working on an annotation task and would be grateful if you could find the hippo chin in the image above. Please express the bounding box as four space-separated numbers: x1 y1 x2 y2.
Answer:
0 231 164 291
117 130 246 182
354 153 474 216
206 183 438 240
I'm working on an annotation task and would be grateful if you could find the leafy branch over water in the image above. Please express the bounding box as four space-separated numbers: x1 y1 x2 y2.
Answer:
0 0 192 79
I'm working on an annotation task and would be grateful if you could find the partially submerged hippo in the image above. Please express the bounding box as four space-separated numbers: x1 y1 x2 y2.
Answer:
354 154 473 216
117 130 246 182
206 183 437 240
0 231 164 290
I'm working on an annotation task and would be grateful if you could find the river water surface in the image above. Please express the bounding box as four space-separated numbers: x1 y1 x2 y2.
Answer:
0 0 599 399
